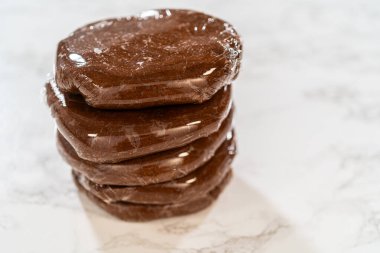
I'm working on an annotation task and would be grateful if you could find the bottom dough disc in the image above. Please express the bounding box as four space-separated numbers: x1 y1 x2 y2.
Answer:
73 170 232 222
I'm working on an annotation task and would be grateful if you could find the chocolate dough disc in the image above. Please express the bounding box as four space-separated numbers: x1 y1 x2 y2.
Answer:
57 110 233 186
73 132 235 204
46 82 231 163
55 9 242 109
73 169 232 221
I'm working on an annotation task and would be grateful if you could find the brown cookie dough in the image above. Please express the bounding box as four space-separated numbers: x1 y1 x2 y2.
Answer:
46 82 232 163
57 110 234 186
74 169 232 221
73 132 235 204
55 9 242 109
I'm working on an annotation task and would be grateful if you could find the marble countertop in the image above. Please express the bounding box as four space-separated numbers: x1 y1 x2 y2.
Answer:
1 0 380 252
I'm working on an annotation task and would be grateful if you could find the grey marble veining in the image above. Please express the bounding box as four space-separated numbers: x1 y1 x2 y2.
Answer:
1 0 380 252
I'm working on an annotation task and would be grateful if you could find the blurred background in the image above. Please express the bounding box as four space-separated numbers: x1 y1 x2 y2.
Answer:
1 0 380 252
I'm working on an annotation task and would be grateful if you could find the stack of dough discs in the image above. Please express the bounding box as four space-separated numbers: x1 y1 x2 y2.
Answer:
46 9 242 221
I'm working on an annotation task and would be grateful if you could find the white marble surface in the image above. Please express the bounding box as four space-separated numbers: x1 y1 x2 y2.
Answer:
1 0 380 252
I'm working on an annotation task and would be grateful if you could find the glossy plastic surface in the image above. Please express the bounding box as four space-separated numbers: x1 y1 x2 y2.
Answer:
57 110 233 186
46 82 232 163
55 9 242 109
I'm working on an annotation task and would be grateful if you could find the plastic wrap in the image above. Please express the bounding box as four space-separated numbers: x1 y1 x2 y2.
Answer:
55 9 242 109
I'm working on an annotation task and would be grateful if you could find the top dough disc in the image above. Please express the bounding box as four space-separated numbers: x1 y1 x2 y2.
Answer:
55 9 242 109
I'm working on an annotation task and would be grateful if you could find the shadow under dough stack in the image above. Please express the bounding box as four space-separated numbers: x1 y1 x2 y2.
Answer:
46 9 242 221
